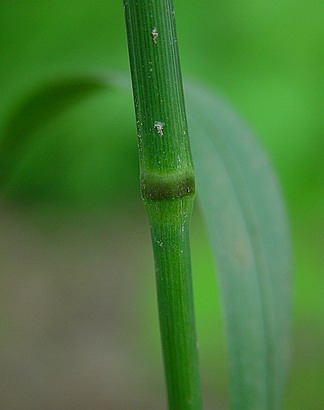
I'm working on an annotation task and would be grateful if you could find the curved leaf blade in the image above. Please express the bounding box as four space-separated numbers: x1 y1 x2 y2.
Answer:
186 83 291 410
0 74 123 188
1 72 291 408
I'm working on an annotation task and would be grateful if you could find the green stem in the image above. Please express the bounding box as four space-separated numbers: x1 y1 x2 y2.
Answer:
146 198 201 409
123 0 202 409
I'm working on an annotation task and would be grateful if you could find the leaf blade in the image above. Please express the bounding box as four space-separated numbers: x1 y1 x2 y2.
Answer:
1 72 291 409
0 74 125 189
186 83 291 410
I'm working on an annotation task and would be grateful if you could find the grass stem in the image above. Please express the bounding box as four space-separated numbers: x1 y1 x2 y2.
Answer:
123 1 202 408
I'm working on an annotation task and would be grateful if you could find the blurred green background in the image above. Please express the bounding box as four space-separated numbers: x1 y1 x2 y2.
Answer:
0 1 323 409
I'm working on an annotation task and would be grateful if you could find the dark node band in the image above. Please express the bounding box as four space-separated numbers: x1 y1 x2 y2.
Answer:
141 172 195 200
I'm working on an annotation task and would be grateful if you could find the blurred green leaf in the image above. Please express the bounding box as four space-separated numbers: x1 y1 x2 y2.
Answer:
0 72 291 408
0 75 112 187
0 76 108 186
4 75 111 139
186 83 291 409
0 74 137 207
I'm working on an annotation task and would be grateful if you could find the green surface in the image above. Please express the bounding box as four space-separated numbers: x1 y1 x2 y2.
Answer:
123 1 201 408
123 0 194 193
0 0 323 409
187 84 291 409
146 198 201 409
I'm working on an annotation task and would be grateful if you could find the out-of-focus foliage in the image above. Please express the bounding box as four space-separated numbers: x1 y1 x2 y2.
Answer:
188 84 291 409
0 1 323 409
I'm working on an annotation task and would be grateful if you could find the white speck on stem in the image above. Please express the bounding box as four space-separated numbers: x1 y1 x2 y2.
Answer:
154 121 165 136
152 27 158 44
